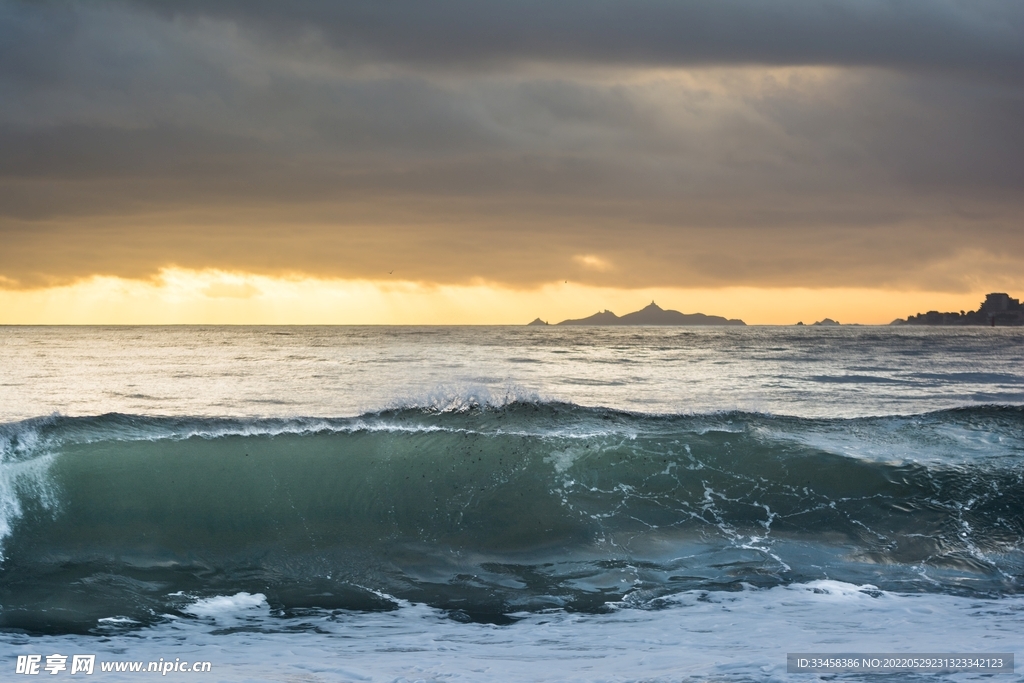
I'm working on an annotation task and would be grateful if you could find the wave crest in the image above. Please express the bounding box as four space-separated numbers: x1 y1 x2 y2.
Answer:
382 382 544 414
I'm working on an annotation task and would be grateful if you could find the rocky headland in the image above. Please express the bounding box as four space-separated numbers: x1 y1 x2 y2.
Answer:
891 293 1024 326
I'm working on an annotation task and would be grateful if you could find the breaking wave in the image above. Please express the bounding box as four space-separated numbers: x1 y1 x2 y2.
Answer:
1 402 1022 633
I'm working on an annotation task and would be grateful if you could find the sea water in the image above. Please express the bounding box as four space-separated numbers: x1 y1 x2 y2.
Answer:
0 326 1021 681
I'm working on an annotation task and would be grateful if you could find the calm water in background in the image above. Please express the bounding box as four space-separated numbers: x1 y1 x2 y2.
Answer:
1 325 1022 682
3 325 1024 419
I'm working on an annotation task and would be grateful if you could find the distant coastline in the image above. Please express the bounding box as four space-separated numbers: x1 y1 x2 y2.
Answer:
528 292 1024 328
529 302 745 326
891 292 1024 326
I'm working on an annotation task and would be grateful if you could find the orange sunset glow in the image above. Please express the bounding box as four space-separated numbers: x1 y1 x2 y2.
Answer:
0 268 1004 326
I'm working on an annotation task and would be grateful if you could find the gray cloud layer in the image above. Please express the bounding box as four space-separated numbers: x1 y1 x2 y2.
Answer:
136 0 1024 76
1 0 1022 290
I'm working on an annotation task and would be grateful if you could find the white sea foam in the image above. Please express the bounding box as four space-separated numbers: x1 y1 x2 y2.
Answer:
183 592 270 620
3 583 1021 682
0 413 466 446
0 421 58 560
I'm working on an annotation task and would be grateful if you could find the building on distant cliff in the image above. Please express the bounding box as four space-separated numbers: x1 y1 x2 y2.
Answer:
983 293 1019 314
896 293 1024 326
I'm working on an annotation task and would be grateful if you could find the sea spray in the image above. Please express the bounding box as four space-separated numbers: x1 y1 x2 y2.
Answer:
0 417 60 562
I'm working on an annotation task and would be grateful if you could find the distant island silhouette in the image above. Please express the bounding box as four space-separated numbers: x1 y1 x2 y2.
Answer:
794 319 863 326
891 292 1024 326
531 301 745 326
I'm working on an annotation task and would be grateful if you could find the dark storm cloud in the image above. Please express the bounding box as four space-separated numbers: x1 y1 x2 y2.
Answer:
0 0 1022 291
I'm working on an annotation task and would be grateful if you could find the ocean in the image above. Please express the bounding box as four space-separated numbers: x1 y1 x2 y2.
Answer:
0 325 1022 681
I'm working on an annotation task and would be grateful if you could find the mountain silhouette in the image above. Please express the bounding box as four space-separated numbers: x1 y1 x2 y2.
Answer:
551 301 745 326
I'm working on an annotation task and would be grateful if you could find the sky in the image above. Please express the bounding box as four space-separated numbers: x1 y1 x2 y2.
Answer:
1 0 1022 324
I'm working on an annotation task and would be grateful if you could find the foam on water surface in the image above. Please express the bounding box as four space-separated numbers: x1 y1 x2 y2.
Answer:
3 583 1021 682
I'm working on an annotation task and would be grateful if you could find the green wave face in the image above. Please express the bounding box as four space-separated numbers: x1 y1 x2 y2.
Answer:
1 405 1022 633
